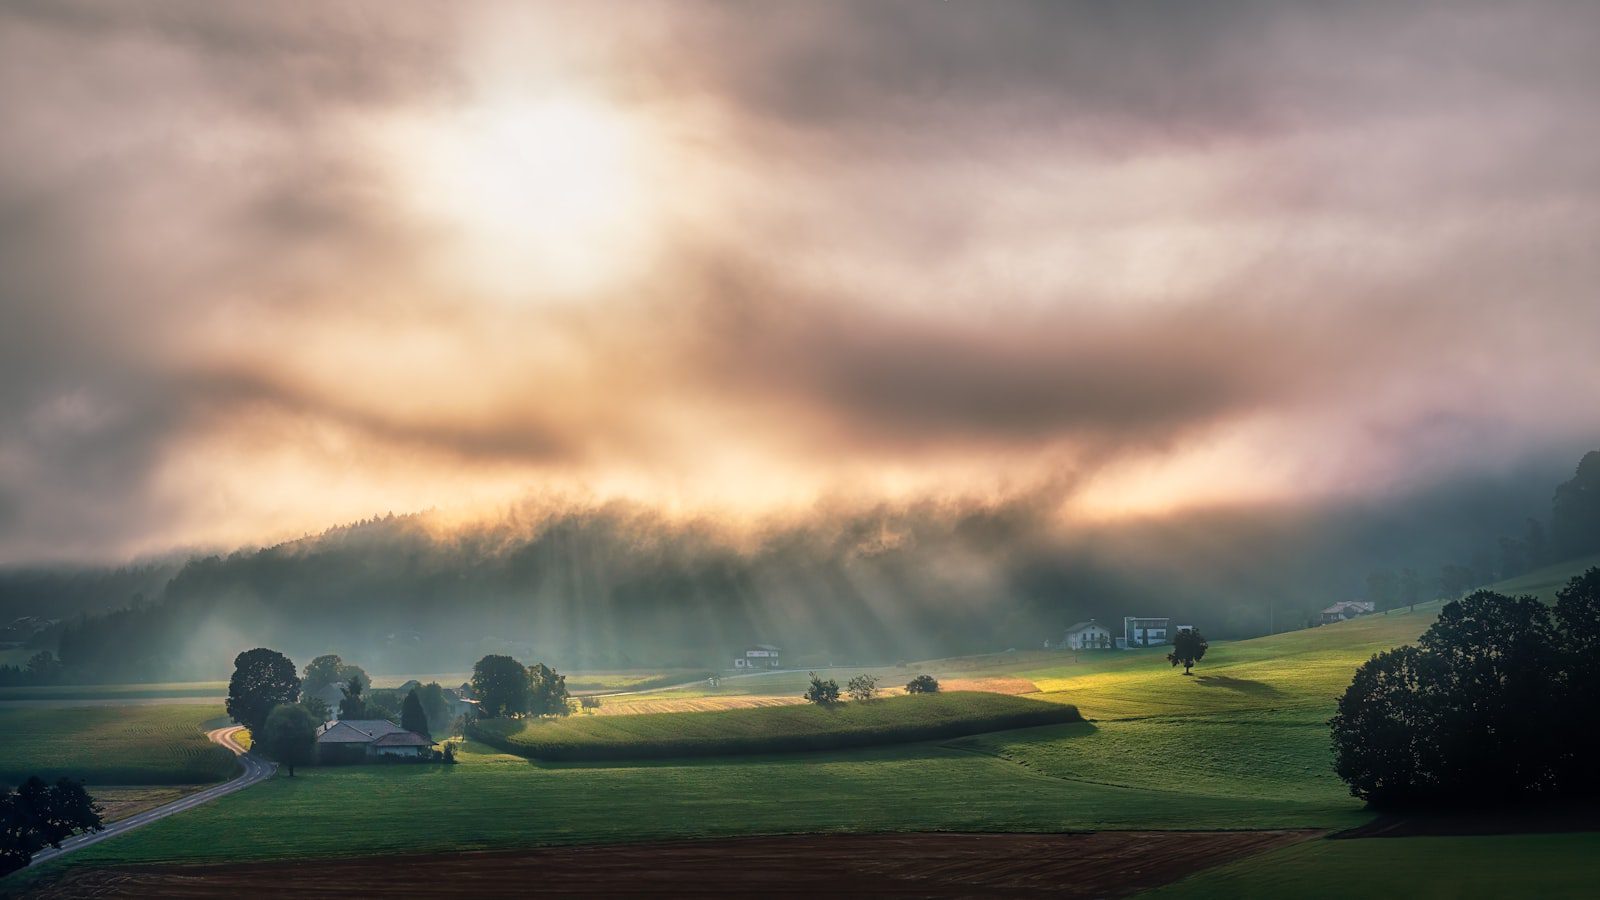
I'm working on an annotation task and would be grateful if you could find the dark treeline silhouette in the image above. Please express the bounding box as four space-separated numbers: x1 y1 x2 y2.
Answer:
13 450 1599 683
0 776 102 875
1331 569 1600 809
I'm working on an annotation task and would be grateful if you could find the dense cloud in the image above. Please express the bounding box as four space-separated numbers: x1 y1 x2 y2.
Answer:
2 1 1599 561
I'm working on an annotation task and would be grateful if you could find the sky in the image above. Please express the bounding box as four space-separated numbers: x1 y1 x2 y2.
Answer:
2 0 1599 563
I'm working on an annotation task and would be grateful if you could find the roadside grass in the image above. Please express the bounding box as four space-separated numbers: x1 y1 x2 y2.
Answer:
0 705 237 787
472 693 1082 761
18 738 1369 879
1143 832 1600 899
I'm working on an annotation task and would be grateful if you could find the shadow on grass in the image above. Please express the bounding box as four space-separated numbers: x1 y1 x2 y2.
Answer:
1193 675 1285 698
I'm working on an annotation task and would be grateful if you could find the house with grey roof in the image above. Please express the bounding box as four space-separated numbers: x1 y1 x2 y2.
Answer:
1049 619 1113 650
315 719 433 763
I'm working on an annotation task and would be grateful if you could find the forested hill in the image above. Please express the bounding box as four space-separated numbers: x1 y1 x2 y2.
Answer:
16 449 1600 683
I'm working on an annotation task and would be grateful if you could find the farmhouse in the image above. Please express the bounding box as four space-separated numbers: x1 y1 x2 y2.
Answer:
314 719 432 763
1320 600 1376 624
1049 619 1112 650
733 644 781 670
1121 616 1171 648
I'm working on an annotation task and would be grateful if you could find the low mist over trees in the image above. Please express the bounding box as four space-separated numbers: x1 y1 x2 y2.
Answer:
15 449 1600 684
225 648 300 735
1331 570 1600 808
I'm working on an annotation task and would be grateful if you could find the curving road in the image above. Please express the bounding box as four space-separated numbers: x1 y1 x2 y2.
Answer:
28 725 276 868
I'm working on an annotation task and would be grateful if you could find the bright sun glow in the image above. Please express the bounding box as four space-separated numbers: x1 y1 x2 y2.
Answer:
388 97 653 298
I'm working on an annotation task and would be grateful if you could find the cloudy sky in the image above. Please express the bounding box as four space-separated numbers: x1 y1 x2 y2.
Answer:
2 0 1598 562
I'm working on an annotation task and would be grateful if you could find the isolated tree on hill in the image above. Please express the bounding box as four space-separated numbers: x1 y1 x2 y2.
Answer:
847 673 879 701
527 663 571 717
472 654 530 718
804 672 840 705
338 674 368 720
261 703 318 777
226 648 300 735
0 776 103 876
1167 629 1208 675
905 674 940 694
401 687 430 738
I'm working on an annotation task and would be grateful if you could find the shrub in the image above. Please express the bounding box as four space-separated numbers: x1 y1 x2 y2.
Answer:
905 674 940 694
804 672 840 705
846 674 879 701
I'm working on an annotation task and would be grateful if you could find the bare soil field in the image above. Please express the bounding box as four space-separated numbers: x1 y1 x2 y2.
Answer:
91 786 204 823
32 830 1317 898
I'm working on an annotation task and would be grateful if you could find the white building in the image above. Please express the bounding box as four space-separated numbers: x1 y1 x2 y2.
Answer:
733 644 782 669
1050 619 1113 650
1122 616 1171 648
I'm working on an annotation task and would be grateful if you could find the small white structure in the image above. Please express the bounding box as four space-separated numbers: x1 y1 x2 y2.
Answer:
733 644 782 669
1123 616 1171 648
1320 601 1376 625
1050 619 1113 650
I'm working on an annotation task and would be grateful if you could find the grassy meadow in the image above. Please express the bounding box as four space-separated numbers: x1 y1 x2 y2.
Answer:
472 692 1082 760
0 704 236 786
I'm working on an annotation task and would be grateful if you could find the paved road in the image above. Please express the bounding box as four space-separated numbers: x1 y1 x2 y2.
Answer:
28 726 276 868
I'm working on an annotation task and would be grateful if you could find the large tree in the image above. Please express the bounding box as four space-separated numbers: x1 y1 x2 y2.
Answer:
415 682 455 736
472 655 530 718
1167 628 1208 675
301 654 367 695
338 674 369 720
1331 589 1561 808
401 687 430 738
0 777 103 876
527 663 571 717
1552 451 1600 560
226 648 300 735
260 703 318 777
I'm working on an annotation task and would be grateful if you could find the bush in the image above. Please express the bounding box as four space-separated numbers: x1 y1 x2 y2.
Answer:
846 674 879 701
905 674 940 694
804 672 840 705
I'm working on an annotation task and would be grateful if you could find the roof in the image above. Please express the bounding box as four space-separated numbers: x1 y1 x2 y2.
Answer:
372 731 432 747
1322 600 1376 614
315 719 413 744
1062 621 1106 634
750 644 781 651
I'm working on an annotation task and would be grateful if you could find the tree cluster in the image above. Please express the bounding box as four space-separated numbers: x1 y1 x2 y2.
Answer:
470 655 571 718
1331 570 1600 808
0 777 102 876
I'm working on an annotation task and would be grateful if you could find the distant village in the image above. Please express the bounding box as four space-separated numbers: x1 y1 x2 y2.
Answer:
1042 599 1379 653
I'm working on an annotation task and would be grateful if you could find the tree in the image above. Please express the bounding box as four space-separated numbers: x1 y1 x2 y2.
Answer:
1365 571 1398 611
803 672 840 705
401 688 430 738
1553 568 1600 794
527 663 571 717
1167 628 1208 675
1437 564 1474 600
260 703 318 776
1398 568 1422 613
0 776 103 876
226 648 300 735
301 695 331 722
301 654 368 695
25 651 61 683
415 682 455 736
846 673 879 701
1330 590 1561 808
471 655 530 718
338 674 368 720
905 674 940 694
1552 451 1600 560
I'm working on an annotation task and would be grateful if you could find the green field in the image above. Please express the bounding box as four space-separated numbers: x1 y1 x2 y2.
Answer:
1148 832 1600 899
0 705 237 786
13 556 1600 894
472 692 1083 760
0 681 226 703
